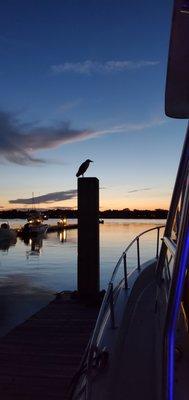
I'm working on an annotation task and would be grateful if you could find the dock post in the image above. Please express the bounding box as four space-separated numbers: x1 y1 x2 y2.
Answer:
77 177 99 299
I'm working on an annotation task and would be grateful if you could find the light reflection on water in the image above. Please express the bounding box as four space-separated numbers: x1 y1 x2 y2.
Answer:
0 218 165 336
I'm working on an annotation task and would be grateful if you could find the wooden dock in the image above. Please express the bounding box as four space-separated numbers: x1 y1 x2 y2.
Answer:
0 292 99 400
16 224 78 236
47 224 78 233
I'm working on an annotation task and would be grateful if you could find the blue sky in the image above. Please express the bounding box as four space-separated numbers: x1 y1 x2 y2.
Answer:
0 0 187 210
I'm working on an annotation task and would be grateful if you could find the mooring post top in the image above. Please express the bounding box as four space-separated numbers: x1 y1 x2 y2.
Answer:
78 176 99 210
78 177 99 189
78 177 99 182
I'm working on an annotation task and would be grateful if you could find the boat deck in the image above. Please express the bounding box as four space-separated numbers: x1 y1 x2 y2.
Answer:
0 293 99 399
89 265 160 400
107 269 158 400
109 280 157 400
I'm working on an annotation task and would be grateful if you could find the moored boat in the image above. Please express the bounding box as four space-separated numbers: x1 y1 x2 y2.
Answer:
0 222 17 242
23 221 48 235
23 210 48 235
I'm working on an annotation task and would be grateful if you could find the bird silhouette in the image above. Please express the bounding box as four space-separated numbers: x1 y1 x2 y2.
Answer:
76 159 93 177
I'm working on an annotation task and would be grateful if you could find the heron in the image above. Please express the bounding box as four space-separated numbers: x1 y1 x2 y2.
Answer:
76 159 93 177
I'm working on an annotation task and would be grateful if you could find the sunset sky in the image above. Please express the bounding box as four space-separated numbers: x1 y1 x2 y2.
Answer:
0 0 187 211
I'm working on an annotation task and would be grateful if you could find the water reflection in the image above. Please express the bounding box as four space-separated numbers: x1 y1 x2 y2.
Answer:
20 229 68 259
19 234 46 258
0 236 17 252
0 273 54 337
59 229 67 243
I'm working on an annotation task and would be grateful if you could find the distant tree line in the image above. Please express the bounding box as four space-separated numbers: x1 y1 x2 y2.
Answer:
100 208 168 219
0 208 168 220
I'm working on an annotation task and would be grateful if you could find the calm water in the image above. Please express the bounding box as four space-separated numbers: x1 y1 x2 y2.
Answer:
0 218 165 337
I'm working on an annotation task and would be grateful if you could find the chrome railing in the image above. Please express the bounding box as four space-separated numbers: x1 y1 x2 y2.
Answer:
163 236 176 257
70 224 165 399
88 224 165 353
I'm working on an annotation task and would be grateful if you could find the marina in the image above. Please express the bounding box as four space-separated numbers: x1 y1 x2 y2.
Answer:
0 0 189 399
0 217 165 399
0 218 165 399
0 219 164 338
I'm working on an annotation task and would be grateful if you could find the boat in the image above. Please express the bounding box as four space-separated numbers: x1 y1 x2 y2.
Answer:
0 222 17 241
69 2 189 400
22 210 48 235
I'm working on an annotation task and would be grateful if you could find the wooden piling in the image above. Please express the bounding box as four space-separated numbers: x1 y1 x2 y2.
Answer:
77 178 99 298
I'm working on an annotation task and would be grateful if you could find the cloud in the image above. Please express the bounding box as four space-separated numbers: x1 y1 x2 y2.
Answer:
127 188 152 193
9 190 77 205
93 118 164 137
0 110 165 165
0 110 92 165
51 60 159 75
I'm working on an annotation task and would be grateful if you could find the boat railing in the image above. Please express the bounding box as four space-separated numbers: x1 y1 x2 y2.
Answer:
88 224 165 356
69 224 165 399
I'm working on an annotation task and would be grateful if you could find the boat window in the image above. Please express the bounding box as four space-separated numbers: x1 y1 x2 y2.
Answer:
163 185 186 291
163 248 174 289
172 208 180 242
165 0 189 118
170 180 186 243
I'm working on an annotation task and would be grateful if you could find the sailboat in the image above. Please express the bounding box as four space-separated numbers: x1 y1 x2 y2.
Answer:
70 2 189 400
22 194 48 235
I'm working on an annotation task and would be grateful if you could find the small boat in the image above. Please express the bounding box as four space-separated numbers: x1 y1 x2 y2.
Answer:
0 222 17 242
23 220 48 235
23 221 48 235
70 2 189 400
23 210 48 235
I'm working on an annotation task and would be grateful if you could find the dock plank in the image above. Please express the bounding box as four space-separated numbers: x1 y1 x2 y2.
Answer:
0 293 99 399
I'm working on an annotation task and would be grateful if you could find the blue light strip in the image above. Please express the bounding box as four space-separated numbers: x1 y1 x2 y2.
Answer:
167 231 189 400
